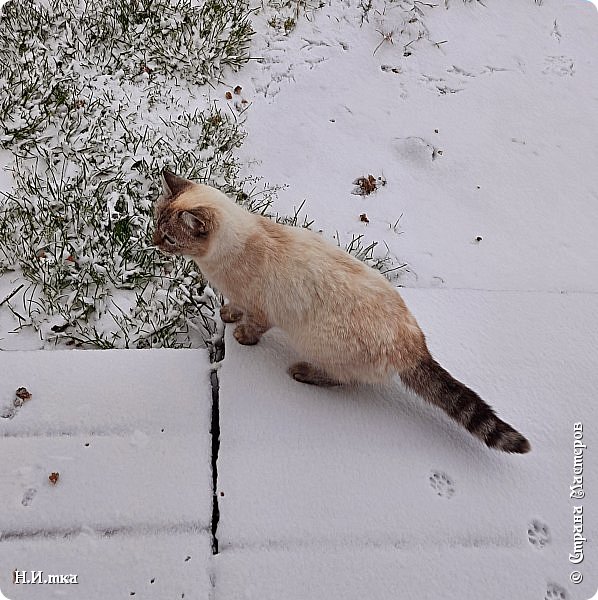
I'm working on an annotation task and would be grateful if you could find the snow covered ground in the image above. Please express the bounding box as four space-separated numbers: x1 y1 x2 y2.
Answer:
216 290 597 599
0 349 213 598
2 0 598 599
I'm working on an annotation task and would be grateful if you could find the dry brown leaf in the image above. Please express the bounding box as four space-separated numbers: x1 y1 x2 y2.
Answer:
354 175 377 195
15 387 32 401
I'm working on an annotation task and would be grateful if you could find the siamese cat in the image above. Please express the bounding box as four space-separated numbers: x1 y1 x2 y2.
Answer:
153 169 530 454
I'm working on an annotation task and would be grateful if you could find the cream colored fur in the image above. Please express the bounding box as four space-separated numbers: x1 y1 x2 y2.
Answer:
174 184 425 384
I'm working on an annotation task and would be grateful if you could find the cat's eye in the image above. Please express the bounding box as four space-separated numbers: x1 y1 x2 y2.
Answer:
163 234 176 245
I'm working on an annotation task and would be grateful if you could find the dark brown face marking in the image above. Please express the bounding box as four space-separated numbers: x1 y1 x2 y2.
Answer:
153 195 219 258
153 204 179 249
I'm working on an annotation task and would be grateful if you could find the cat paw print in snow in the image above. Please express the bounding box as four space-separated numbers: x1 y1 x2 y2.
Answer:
527 519 551 549
545 583 567 600
429 470 455 499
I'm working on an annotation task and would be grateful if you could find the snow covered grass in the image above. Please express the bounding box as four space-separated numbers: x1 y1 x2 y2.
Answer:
0 0 257 349
264 0 324 34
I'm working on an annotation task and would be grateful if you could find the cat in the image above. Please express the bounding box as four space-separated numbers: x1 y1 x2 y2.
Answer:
153 169 530 454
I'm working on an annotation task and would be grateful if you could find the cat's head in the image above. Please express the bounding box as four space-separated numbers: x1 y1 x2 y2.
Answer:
152 170 220 258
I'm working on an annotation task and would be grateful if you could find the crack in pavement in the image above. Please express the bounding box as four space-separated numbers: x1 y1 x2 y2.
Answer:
210 332 224 556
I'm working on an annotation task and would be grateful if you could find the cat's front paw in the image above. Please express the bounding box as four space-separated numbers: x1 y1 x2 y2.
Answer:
233 324 261 345
220 304 243 323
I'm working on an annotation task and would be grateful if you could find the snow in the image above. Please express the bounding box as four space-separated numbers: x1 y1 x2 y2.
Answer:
2 0 598 599
234 0 598 293
216 290 596 598
0 349 213 598
4 533 212 600
214 547 563 600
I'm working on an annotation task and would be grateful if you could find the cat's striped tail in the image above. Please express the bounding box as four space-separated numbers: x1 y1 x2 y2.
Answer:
399 356 530 454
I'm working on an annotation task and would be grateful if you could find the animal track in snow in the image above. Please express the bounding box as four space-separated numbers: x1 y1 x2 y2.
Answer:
394 136 442 167
480 65 512 74
417 63 515 97
379 70 408 98
545 583 567 600
543 56 574 77
300 37 332 50
21 488 37 507
447 65 476 78
0 405 16 419
253 58 296 99
305 56 328 69
249 3 356 101
420 74 464 96
429 470 455 499
528 519 551 549
551 20 562 43
1 395 27 420
436 84 463 95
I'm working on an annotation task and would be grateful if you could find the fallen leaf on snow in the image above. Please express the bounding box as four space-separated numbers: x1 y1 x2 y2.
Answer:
15 387 32 402
352 174 386 196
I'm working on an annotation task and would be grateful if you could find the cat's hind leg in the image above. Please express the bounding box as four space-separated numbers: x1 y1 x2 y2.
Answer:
289 362 341 387
220 304 243 323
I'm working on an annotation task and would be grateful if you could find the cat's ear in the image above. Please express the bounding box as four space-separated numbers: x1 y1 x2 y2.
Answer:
181 208 212 237
162 168 193 199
